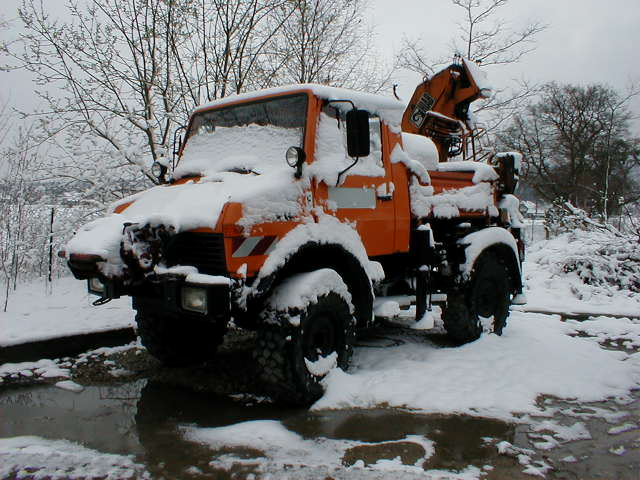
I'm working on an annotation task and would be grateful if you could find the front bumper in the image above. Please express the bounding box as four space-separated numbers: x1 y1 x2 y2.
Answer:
133 276 231 323
86 274 231 323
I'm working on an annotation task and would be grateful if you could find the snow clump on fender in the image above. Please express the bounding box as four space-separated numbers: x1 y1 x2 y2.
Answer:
263 268 354 321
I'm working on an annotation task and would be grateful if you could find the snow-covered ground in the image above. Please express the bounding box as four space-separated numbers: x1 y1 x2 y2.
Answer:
316 311 640 417
0 277 133 347
0 436 150 480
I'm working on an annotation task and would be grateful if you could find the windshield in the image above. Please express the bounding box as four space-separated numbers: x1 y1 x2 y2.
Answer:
175 94 308 178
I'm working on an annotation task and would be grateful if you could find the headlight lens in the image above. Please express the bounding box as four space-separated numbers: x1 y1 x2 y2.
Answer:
182 286 208 314
285 146 300 167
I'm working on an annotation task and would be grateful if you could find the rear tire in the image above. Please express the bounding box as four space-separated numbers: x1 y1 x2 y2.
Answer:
255 291 355 405
443 251 511 345
136 311 226 367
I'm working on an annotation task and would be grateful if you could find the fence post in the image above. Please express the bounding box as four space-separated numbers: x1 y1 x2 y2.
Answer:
48 207 55 283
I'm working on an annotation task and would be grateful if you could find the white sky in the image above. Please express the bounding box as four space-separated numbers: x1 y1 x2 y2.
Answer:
1 0 639 119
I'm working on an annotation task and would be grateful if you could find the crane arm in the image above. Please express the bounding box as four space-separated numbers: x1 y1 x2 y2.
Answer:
402 58 490 162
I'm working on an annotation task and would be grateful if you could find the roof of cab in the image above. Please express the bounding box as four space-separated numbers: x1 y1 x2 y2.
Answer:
194 83 406 126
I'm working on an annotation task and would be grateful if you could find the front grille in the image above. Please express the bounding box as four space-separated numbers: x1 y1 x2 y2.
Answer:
164 232 227 276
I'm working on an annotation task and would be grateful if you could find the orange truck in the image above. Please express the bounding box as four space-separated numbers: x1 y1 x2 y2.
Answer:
64 57 525 404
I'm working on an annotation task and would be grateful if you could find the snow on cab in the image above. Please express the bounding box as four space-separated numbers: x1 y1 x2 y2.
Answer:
64 58 524 405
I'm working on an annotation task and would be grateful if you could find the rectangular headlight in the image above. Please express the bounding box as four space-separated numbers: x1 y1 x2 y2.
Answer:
88 277 105 295
182 286 208 314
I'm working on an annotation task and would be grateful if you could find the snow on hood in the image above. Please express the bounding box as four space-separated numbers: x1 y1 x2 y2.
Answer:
65 171 304 269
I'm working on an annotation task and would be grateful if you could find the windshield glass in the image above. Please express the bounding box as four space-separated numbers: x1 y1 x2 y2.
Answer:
175 94 307 178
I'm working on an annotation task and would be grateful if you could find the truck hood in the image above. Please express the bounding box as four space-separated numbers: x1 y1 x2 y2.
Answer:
65 169 305 268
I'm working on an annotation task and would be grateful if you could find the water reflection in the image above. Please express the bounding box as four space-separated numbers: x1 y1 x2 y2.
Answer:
1 380 516 477
1 381 144 455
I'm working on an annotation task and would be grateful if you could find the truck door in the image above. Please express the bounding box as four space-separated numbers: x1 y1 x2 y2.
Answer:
312 105 396 257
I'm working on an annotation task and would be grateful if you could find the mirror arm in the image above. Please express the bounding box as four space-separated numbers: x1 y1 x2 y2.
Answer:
295 157 304 179
336 157 359 186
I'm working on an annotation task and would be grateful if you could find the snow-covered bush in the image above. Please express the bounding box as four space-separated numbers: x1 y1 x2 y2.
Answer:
529 229 640 295
544 200 624 238
544 198 579 237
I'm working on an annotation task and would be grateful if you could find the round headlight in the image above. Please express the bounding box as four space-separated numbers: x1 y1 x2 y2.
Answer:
286 146 300 168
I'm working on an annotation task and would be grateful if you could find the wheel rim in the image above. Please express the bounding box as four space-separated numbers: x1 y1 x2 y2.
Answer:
303 313 338 361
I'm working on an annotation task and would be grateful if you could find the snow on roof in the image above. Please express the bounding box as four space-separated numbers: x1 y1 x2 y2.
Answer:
194 84 406 126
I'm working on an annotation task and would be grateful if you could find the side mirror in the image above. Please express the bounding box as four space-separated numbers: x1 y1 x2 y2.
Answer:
286 146 306 179
346 109 370 158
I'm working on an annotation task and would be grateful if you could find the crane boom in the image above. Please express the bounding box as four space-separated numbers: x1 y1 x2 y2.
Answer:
402 57 490 162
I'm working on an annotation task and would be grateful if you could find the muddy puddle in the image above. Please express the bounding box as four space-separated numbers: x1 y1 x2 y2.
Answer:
1 379 529 478
2 377 638 479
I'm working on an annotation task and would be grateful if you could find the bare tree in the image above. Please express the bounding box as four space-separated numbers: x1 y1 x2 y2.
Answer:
400 0 545 74
268 0 392 92
498 82 640 218
0 0 394 292
398 0 546 133
450 0 545 66
0 14 11 60
175 0 295 100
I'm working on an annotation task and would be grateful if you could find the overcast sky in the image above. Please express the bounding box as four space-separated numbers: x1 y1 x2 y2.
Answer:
1 0 639 119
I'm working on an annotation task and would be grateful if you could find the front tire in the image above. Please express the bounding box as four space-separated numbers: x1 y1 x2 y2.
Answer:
443 251 511 345
255 290 355 405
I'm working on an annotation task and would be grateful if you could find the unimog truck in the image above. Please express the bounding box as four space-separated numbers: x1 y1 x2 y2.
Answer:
64 57 525 404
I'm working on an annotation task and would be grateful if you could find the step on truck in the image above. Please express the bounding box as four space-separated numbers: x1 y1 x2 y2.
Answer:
64 57 525 404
